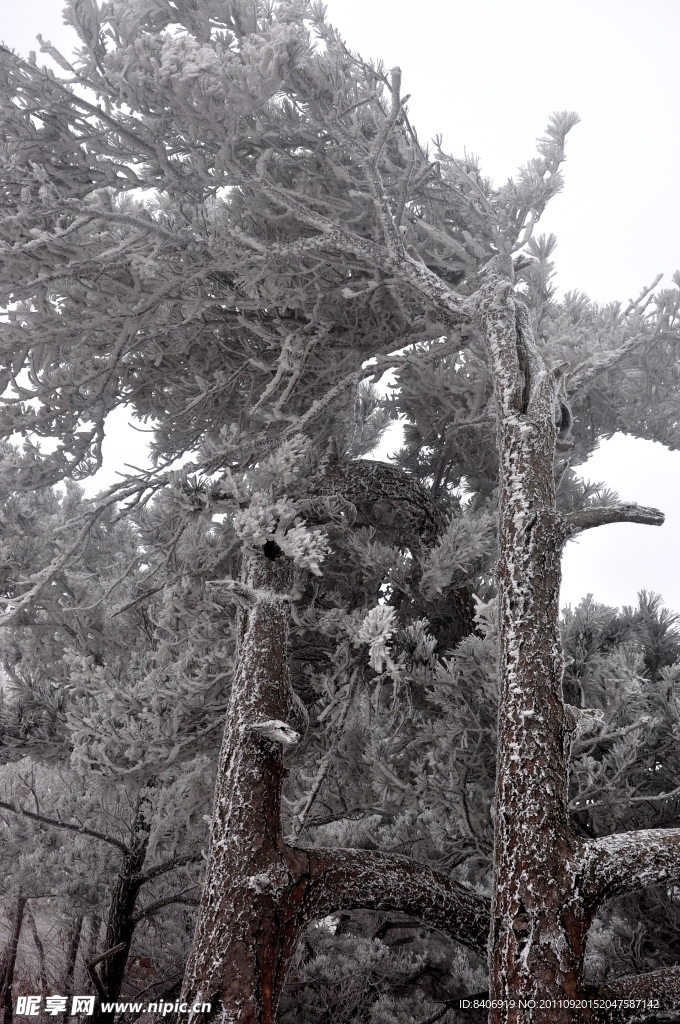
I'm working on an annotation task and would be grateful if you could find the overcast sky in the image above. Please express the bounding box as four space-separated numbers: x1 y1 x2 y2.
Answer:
2 1 680 612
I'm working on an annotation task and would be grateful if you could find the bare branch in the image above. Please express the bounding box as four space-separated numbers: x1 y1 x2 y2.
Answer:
87 943 128 1002
135 852 204 886
0 799 129 853
571 783 680 813
564 503 664 535
132 889 201 924
306 846 490 957
584 827 680 905
415 1001 457 1024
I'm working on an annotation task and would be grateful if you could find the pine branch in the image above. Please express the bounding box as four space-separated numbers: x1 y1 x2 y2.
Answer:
0 469 182 626
87 943 128 1002
415 1001 457 1024
132 888 201 924
361 66 408 257
0 799 129 853
0 46 160 162
564 504 664 534
568 318 664 404
257 181 471 330
570 783 680 813
585 827 680 904
597 965 680 1017
305 847 490 956
135 852 204 885
291 663 362 838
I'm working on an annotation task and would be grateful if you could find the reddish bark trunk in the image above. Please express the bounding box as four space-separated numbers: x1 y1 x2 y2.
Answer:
180 549 488 1024
477 257 669 1023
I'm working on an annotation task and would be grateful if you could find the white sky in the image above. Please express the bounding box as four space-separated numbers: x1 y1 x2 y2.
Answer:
2 1 680 612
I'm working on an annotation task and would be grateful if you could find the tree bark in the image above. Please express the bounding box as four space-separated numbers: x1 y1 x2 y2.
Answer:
180 549 488 1024
83 915 101 994
476 259 591 1023
0 892 26 1024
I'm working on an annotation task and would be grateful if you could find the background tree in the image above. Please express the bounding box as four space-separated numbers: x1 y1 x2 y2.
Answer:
0 483 211 1019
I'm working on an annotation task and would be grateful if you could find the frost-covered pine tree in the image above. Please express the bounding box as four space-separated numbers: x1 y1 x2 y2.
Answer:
0 484 212 1019
2 3 680 1023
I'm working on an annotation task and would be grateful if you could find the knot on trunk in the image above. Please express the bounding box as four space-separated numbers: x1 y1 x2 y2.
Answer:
250 719 300 746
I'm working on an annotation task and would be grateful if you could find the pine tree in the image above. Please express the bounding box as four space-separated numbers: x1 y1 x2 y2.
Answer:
0 484 210 1019
1 3 680 1023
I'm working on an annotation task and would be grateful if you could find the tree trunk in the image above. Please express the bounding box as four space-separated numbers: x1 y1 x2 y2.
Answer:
25 907 47 1000
0 893 26 1024
92 801 150 1024
180 549 489 1024
61 915 84 1007
83 915 101 993
477 257 670 1023
476 259 588 1021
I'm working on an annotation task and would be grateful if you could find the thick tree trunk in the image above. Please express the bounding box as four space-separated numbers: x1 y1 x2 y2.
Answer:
0 893 26 1024
476 260 590 1022
477 258 669 1023
180 549 488 1024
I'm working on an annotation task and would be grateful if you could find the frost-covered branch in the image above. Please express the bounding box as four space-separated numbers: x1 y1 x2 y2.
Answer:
0 798 128 853
564 504 664 534
306 847 490 957
585 828 680 904
597 965 680 1014
258 182 471 330
568 310 667 403
291 663 362 837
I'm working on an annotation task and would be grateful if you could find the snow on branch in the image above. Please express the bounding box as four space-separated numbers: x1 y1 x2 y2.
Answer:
250 720 300 746
584 827 680 904
564 503 664 535
567 280 678 404
0 471 178 627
